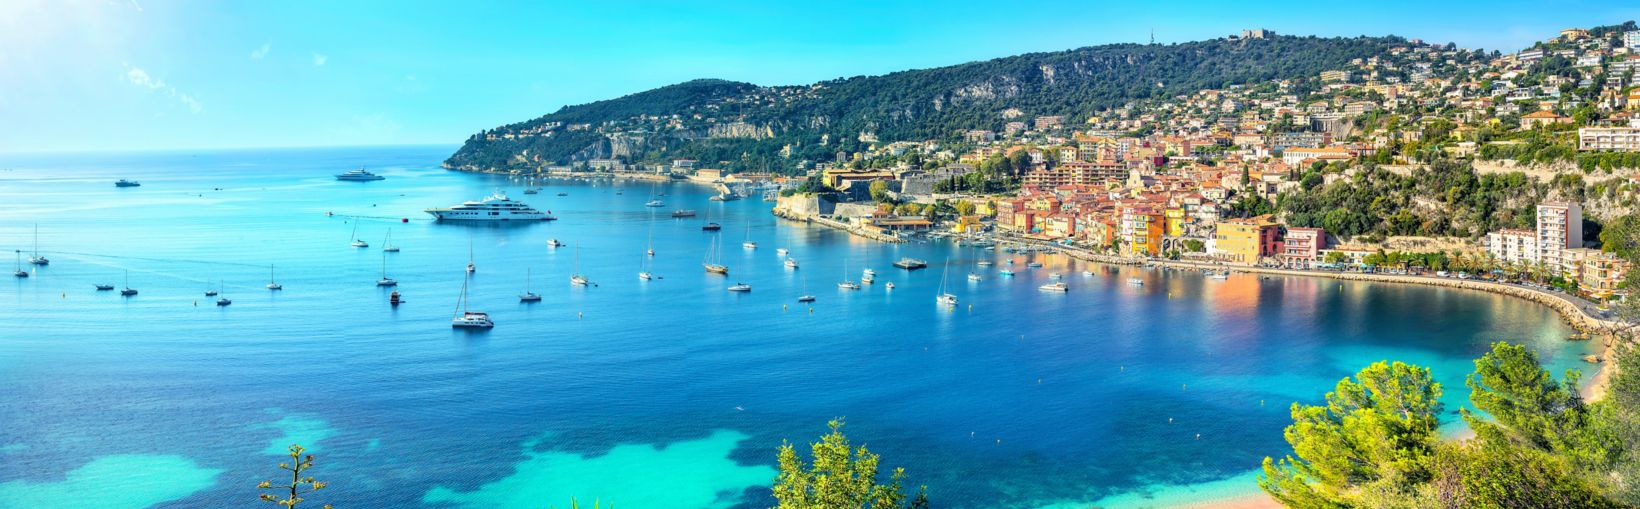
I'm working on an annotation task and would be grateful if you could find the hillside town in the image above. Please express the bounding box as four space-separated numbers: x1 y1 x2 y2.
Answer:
501 24 1640 304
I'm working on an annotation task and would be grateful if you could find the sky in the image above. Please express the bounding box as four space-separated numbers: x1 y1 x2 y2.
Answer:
3 0 1639 153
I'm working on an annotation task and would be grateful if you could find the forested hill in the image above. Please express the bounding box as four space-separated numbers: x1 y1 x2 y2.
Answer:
445 34 1409 173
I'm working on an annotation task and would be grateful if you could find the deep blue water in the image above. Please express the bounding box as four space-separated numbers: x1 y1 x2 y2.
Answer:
0 146 1598 508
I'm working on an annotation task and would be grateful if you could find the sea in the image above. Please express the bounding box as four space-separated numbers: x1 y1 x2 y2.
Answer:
0 145 1599 508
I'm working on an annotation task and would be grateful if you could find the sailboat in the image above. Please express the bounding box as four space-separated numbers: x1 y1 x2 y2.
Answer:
216 281 232 306
451 272 493 328
797 274 816 302
13 250 28 278
120 270 138 296
936 261 958 306
27 224 47 265
382 229 400 253
266 265 283 290
377 252 397 286
205 281 219 296
466 241 476 274
641 218 656 279
570 246 589 285
350 223 369 248
742 222 757 249
703 234 728 275
520 268 541 301
837 259 859 290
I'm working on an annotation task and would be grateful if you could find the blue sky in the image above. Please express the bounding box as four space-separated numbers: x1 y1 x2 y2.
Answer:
3 0 1638 153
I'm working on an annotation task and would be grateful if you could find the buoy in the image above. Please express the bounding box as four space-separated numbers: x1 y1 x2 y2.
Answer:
783 304 788 311
1195 434 1201 440
193 300 197 306
402 218 409 223
1037 378 1042 384
1260 400 1265 406
1182 384 1187 390
1169 417 1173 423
578 312 583 320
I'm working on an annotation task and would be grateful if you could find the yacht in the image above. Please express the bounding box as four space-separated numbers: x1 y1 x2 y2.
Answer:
120 270 137 296
1039 282 1068 292
335 167 385 181
645 199 665 207
837 280 860 290
114 179 141 187
977 260 994 267
671 210 697 218
861 275 875 285
382 230 400 253
784 258 799 269
701 222 721 231
884 282 895 290
13 251 28 278
1210 272 1230 280
968 273 982 282
523 188 539 195
776 248 789 256
266 265 283 290
426 192 554 221
727 283 752 292
451 274 493 329
1126 277 1144 286
999 269 1015 277
547 239 566 248
862 268 876 277
27 225 47 265
797 295 816 303
743 241 757 249
893 258 928 270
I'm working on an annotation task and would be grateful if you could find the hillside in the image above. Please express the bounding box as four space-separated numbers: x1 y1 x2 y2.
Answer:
444 34 1407 173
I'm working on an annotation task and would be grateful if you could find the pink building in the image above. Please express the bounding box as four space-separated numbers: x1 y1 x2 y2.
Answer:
1281 227 1326 267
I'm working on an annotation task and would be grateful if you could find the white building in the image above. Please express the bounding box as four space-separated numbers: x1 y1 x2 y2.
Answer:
1580 127 1640 151
1625 30 1640 49
1537 202 1583 270
1487 228 1538 265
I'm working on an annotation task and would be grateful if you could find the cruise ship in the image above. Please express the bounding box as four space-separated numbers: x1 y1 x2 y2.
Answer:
425 192 555 221
335 167 385 181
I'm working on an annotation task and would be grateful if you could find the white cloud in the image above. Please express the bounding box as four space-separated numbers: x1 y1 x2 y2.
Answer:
312 53 327 66
250 43 270 59
122 65 202 114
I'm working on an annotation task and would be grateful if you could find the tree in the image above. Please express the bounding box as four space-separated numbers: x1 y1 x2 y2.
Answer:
953 201 976 216
773 419 929 509
259 444 331 509
869 180 892 202
1465 342 1619 471
1259 361 1443 508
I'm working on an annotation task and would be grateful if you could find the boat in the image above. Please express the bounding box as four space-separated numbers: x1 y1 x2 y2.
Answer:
862 275 875 285
671 210 697 218
570 247 590 285
936 260 958 306
120 270 137 296
885 282 895 290
727 283 752 292
862 268 876 277
784 258 799 269
1049 273 1063 280
335 167 385 181
1082 270 1094 276
1039 282 1068 292
114 179 141 187
1210 272 1230 280
893 258 928 270
266 265 283 290
968 273 982 282
838 260 859 289
389 290 402 306
215 280 231 306
776 248 788 256
349 223 369 248
95 284 114 291
977 260 994 266
703 235 729 275
205 286 218 297
639 271 653 280
520 268 541 301
523 188 539 195
13 250 28 278
645 199 664 207
466 241 476 274
547 239 566 248
377 252 397 287
1126 278 1144 286
556 192 568 197
27 224 47 265
701 222 721 231
451 273 493 329
382 229 400 253
425 191 554 221
1027 262 1043 268
797 295 816 302
999 269 1015 277
743 241 757 249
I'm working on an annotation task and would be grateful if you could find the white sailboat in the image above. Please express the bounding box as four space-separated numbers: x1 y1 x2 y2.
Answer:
742 222 757 249
520 268 541 301
571 246 589 285
936 261 958 306
382 229 400 253
266 265 283 290
466 240 476 274
837 259 859 290
797 273 815 302
120 270 137 296
377 252 397 286
216 280 232 306
13 250 28 278
27 224 47 265
350 223 369 248
451 272 493 328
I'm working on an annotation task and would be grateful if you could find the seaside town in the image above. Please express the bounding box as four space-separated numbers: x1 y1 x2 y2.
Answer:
484 25 1640 309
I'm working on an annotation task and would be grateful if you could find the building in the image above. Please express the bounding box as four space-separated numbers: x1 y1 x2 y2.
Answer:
1580 251 1634 299
1578 127 1640 151
1268 132 1331 152
1537 202 1583 269
1520 110 1571 129
1214 215 1281 265
1280 227 1326 267
1121 206 1165 256
1626 30 1640 49
1282 147 1355 165
1034 116 1064 130
1486 228 1538 265
1320 70 1351 83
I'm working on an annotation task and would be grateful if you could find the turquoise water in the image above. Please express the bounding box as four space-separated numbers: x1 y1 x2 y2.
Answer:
0 146 1597 508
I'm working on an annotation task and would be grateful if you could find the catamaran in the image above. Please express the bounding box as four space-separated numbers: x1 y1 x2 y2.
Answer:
451 272 493 328
27 224 47 265
520 268 541 301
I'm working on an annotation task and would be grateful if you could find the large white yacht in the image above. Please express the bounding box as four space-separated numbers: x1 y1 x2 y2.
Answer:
335 167 385 181
425 192 554 221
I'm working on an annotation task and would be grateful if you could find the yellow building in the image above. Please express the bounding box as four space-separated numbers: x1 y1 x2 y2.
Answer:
1165 207 1187 237
1122 207 1165 256
1215 215 1281 264
951 215 983 234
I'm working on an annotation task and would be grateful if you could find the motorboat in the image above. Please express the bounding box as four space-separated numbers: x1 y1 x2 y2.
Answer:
639 271 653 280
797 295 816 303
784 258 799 269
95 284 114 291
1211 272 1230 280
727 283 752 292
671 210 697 218
977 260 994 266
968 273 982 282
884 282 895 290
426 191 554 221
999 269 1015 277
1039 282 1068 292
115 179 141 187
776 248 789 256
701 222 721 231
547 239 566 248
1127 278 1144 286
893 258 928 270
645 199 665 207
743 241 757 249
837 280 860 290
861 275 874 285
335 167 385 181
